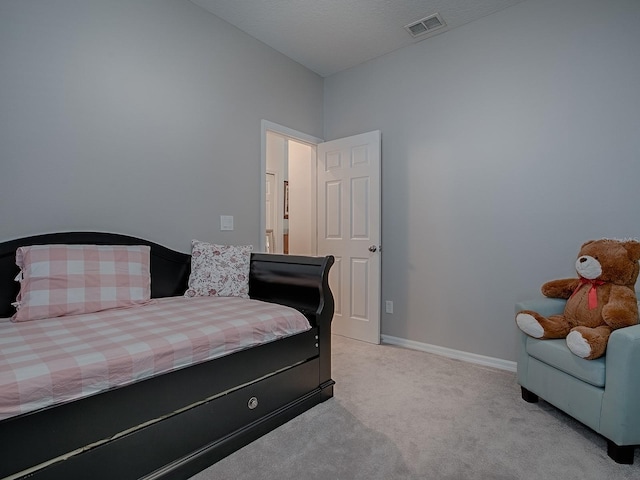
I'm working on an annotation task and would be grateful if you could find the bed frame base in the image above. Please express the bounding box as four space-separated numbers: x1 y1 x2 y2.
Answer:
18 360 333 480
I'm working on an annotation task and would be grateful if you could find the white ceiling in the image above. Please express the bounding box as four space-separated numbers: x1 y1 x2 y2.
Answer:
189 0 526 77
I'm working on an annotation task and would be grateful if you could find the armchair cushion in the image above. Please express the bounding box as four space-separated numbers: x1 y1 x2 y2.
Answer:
525 337 605 387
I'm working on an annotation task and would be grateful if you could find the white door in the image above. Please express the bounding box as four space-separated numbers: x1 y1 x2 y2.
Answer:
317 130 381 344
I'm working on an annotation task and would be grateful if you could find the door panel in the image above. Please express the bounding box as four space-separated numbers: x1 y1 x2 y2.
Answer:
325 181 342 238
318 131 381 344
351 177 369 238
350 258 369 319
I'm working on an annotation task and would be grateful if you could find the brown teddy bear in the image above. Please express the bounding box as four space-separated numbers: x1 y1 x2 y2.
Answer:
516 238 640 359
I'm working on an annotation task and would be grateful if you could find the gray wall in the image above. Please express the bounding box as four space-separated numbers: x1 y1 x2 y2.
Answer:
0 0 323 252
3 0 639 363
324 0 640 361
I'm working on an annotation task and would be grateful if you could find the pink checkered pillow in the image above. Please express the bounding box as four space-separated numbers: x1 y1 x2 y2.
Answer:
184 240 252 298
12 244 151 322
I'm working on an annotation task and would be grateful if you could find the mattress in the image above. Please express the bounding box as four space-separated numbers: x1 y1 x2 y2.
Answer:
0 296 310 421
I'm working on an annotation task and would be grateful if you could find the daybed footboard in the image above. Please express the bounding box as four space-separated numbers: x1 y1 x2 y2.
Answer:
0 232 335 480
249 253 335 396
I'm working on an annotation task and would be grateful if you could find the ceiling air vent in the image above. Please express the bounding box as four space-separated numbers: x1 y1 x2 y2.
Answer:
404 13 446 38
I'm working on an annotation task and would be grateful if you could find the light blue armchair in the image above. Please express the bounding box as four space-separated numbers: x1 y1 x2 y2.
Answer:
516 297 640 464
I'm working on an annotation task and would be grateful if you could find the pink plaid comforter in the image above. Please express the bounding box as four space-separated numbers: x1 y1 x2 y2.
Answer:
0 296 310 421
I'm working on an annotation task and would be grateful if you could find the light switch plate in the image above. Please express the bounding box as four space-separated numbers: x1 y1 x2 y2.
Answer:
220 215 234 231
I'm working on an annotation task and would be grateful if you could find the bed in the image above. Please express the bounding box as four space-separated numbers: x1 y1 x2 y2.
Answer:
0 231 335 480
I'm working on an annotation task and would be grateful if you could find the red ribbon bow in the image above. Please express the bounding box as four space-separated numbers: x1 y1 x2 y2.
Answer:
571 277 605 309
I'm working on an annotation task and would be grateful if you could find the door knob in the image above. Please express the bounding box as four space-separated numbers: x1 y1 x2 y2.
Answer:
368 245 378 253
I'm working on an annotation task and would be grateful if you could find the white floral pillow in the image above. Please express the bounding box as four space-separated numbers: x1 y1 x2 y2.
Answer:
184 240 253 298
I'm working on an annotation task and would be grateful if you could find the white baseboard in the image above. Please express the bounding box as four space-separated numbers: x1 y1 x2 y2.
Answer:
381 334 517 372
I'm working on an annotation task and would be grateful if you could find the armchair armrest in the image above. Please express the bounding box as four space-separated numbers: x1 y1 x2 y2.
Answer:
600 323 640 445
515 297 566 317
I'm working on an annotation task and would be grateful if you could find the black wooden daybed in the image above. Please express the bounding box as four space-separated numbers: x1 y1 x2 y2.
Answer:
0 231 335 480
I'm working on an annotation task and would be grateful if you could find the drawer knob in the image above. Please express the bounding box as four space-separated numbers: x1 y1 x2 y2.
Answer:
248 396 259 410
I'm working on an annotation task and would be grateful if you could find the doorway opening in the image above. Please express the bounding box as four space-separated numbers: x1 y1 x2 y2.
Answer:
261 121 322 255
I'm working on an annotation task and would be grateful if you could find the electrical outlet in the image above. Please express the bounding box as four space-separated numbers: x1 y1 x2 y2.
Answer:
385 300 394 314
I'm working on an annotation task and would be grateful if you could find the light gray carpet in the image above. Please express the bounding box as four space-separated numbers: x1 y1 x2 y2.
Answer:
190 335 640 479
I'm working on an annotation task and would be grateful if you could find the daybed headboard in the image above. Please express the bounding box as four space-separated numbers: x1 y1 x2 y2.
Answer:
0 232 191 318
0 232 335 323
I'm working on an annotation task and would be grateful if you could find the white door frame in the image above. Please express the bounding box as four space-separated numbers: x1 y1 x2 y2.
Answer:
260 120 323 252
260 121 382 345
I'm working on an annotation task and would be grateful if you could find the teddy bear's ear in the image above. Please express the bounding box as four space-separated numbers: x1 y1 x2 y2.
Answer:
581 240 596 249
623 240 640 261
